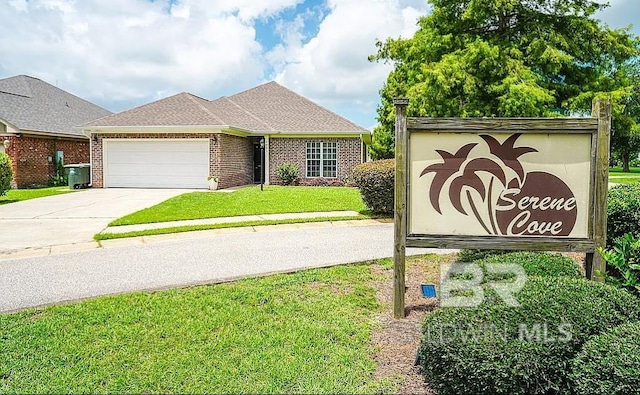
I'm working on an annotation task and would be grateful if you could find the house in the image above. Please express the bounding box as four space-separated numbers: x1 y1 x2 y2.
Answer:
0 75 113 188
80 82 371 189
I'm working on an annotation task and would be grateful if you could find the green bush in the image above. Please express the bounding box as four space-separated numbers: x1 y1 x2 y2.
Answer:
457 249 513 262
478 251 583 280
570 322 640 395
0 152 13 196
351 159 394 214
607 183 640 246
275 163 299 186
418 277 640 395
598 232 640 296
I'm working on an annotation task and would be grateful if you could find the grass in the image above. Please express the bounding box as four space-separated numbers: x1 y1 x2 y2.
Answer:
0 262 397 394
96 215 378 241
110 186 368 226
0 187 76 205
609 166 640 175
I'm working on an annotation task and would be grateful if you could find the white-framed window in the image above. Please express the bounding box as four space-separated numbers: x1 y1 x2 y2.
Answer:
306 141 337 178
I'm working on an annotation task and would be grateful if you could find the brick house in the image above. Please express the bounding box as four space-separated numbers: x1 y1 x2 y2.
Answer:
0 75 112 188
80 82 371 189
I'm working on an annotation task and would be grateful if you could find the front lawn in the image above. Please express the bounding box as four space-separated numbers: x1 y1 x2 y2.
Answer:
111 186 367 226
0 263 395 394
0 187 76 205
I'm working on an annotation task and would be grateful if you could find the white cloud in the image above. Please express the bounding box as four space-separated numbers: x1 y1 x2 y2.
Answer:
271 0 430 126
0 0 302 110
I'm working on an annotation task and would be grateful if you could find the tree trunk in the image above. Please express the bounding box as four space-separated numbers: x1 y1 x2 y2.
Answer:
623 151 631 172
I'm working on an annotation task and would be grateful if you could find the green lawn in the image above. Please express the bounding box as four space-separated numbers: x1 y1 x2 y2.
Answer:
111 186 368 226
0 263 396 394
609 166 640 184
0 187 76 205
96 215 373 241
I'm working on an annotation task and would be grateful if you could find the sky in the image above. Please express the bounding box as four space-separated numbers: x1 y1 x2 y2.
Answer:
1 0 639 130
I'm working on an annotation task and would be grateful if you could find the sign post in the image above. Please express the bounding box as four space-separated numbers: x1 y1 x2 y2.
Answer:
393 99 611 318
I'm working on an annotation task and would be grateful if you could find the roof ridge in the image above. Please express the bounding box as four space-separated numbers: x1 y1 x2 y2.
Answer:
184 93 226 125
271 81 367 132
219 97 274 131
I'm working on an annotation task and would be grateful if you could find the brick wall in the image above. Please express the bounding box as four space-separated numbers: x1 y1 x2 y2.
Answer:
269 137 361 185
92 133 253 189
4 135 89 188
218 134 253 189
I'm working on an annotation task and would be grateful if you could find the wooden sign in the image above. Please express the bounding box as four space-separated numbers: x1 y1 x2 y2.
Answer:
392 99 611 318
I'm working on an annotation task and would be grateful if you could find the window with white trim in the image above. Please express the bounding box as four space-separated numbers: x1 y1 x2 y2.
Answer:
306 141 337 178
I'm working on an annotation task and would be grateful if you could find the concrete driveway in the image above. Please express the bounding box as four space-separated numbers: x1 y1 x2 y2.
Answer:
0 188 186 253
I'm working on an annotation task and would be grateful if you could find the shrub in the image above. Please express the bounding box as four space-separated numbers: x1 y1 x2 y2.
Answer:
351 159 394 214
478 251 583 280
302 177 344 187
607 183 640 246
418 277 640 395
570 322 640 395
457 249 513 263
598 232 640 296
0 152 13 196
275 163 299 185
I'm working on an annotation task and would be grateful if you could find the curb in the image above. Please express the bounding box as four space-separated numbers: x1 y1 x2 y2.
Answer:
0 219 391 261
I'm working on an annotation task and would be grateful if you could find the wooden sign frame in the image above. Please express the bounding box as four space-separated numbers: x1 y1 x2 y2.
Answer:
392 98 611 318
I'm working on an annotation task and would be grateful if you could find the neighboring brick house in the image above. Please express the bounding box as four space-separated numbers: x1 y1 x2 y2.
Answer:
80 82 371 189
0 75 112 188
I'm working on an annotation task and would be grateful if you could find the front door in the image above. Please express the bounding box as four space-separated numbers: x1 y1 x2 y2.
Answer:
253 143 264 183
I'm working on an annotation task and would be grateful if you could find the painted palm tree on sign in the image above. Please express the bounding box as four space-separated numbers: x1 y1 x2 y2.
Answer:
420 143 477 214
420 133 538 236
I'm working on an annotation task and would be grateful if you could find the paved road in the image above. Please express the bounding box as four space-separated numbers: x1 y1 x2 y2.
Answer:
0 188 187 253
0 223 453 312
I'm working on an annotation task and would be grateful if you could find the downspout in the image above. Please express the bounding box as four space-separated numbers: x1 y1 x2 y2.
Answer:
264 135 270 185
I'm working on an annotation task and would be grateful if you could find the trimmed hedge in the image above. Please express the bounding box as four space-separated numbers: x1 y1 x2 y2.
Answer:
457 249 513 263
607 183 640 246
0 152 12 196
351 159 394 214
478 251 583 280
418 277 640 395
571 322 640 395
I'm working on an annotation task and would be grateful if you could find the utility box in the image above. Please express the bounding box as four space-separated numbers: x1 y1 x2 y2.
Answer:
64 163 91 189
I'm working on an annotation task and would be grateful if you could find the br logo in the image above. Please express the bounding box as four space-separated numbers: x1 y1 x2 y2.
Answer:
421 133 578 236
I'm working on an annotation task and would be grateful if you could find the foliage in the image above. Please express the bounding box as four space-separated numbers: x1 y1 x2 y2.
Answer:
584 59 640 172
351 159 394 214
275 163 299 186
48 155 67 187
302 177 345 187
457 249 512 262
111 186 366 226
598 232 640 296
368 0 639 159
0 264 395 393
0 152 13 196
418 277 640 395
478 251 583 279
570 322 640 395
607 183 640 245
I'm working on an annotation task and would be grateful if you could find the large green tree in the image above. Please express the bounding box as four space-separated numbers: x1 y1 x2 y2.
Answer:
369 0 639 159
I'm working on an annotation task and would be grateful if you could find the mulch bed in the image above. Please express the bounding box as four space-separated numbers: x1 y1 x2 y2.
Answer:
369 251 587 394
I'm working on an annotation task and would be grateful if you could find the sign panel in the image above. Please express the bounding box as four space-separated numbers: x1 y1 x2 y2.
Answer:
409 132 592 238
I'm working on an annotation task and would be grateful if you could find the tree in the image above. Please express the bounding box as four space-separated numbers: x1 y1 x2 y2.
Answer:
369 0 639 160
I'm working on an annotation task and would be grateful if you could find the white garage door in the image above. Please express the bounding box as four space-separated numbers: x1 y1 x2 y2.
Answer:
104 139 209 188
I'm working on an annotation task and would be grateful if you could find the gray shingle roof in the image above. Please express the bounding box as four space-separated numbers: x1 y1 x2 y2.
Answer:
0 75 112 137
84 92 225 127
83 81 368 133
224 82 367 132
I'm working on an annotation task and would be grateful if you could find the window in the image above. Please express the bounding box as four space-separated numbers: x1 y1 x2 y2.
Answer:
306 141 337 178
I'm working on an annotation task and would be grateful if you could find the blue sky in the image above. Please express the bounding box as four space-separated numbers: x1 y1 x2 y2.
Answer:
0 0 638 130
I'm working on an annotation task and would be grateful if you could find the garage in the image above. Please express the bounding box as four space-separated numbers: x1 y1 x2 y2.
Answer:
103 139 209 188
